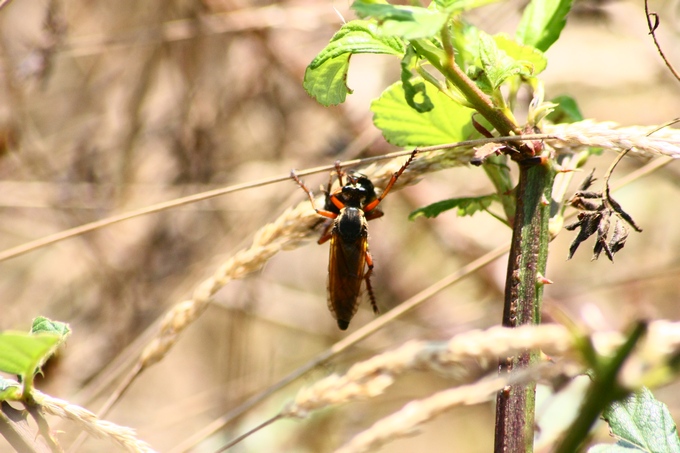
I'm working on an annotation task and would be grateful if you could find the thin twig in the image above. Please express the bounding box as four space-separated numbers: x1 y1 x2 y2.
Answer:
1 123 678 264
214 414 284 453
644 0 680 83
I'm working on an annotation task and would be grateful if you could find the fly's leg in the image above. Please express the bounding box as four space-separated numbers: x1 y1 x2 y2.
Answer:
322 160 345 208
364 250 379 314
291 170 339 220
363 149 418 213
334 160 345 186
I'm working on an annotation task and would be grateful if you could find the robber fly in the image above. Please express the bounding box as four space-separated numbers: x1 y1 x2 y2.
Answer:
291 150 417 330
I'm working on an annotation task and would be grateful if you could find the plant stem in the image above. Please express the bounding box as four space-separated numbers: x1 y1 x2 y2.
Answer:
414 29 554 452
494 160 555 453
553 322 647 453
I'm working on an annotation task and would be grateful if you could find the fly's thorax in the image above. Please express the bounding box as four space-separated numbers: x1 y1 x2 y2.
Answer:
335 207 367 241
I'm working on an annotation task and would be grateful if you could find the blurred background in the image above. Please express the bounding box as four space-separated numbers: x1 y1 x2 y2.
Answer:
1 0 680 451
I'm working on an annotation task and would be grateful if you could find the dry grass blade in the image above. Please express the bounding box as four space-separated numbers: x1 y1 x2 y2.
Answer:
33 391 155 453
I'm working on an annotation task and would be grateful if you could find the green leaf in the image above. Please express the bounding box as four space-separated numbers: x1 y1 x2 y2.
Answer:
409 194 498 220
371 79 475 146
600 387 680 453
352 1 448 39
494 34 547 75
0 332 62 377
478 32 531 91
516 0 573 52
304 21 405 106
546 95 584 123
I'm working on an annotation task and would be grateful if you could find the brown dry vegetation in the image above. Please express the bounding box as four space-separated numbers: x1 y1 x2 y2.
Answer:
1 0 680 452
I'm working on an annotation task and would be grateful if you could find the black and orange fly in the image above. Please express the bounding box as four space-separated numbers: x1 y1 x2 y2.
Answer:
291 150 417 330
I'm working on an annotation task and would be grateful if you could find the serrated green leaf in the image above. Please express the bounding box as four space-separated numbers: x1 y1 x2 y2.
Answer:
494 34 547 75
478 32 530 91
546 95 584 124
371 79 475 146
352 1 448 39
516 0 573 52
0 377 21 400
409 194 498 220
32 316 71 338
304 54 352 106
601 387 680 453
304 21 405 106
0 332 61 377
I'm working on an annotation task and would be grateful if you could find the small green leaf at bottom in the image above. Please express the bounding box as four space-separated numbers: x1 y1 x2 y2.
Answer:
409 194 499 220
0 332 62 377
588 387 680 453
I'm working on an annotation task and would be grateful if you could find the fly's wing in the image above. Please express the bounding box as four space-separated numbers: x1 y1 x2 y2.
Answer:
327 231 367 330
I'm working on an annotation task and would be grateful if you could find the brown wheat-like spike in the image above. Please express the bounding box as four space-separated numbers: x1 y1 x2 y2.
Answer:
281 322 680 425
282 325 570 419
34 390 155 453
545 120 680 157
333 367 553 453
138 202 318 368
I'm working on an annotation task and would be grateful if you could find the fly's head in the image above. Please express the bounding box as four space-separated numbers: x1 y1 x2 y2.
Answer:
340 172 378 209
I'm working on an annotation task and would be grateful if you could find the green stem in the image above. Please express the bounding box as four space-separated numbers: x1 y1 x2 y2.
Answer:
554 322 647 453
494 160 555 453
414 26 554 453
